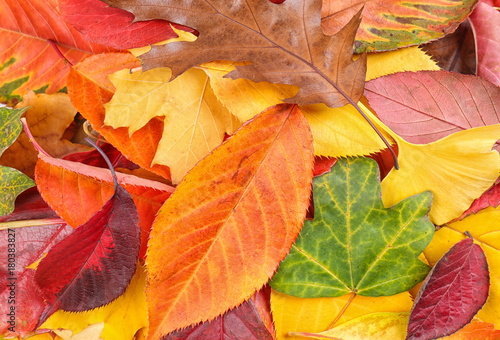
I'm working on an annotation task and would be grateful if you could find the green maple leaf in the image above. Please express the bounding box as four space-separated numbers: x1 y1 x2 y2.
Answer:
271 157 434 297
0 106 35 216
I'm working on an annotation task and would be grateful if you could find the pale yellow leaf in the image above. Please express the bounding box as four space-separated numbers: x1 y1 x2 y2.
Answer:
271 290 413 340
53 323 104 340
41 264 147 340
128 26 198 57
358 102 500 225
422 205 500 326
290 312 409 340
105 67 241 183
200 47 437 158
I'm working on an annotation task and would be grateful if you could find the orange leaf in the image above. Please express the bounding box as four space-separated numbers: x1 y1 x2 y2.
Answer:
440 321 500 339
146 103 314 338
0 0 112 105
67 52 171 180
34 153 174 259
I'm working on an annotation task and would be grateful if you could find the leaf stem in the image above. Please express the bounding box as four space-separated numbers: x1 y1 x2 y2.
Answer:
0 218 66 230
47 40 73 66
85 138 118 190
21 118 51 157
328 292 357 329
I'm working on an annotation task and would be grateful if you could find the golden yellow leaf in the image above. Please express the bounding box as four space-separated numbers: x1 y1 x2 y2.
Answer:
105 67 240 183
41 263 147 340
199 47 437 158
289 312 409 340
358 102 500 225
270 290 413 340
422 205 500 326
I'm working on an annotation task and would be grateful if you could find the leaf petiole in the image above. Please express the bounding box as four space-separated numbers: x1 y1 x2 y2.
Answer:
0 218 66 230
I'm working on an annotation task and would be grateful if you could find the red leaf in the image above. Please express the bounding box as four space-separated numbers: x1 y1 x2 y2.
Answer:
459 183 500 220
35 167 141 326
63 143 139 170
163 299 273 340
406 238 490 340
58 0 196 49
364 71 500 146
469 2 500 87
0 190 73 337
313 157 337 177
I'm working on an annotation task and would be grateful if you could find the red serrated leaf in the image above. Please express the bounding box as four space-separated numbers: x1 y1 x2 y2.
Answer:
58 0 196 49
163 299 273 340
0 189 73 338
458 183 500 220
406 238 490 340
35 165 141 326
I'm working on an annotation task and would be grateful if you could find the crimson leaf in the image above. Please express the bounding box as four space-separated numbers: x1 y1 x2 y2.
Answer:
406 237 489 340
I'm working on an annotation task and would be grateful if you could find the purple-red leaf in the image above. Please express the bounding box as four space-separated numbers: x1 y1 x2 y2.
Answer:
163 299 273 340
406 238 489 340
35 170 140 326
63 143 139 171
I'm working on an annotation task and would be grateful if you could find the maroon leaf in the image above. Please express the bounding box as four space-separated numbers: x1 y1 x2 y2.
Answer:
163 299 273 340
469 2 500 87
34 146 141 326
406 238 489 340
63 143 139 170
58 0 196 49
364 71 500 145
0 190 73 337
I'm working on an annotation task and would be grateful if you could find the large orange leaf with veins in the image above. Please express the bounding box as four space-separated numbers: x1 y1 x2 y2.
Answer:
66 52 171 180
0 0 112 105
146 103 314 338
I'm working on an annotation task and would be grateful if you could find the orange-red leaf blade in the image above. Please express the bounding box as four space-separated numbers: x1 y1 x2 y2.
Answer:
146 103 314 338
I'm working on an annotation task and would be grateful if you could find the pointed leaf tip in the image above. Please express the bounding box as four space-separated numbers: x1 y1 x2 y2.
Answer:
407 238 490 340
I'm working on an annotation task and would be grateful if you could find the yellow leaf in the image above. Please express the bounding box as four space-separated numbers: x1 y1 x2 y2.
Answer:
200 47 437 158
41 264 147 340
105 67 241 183
271 290 413 340
358 102 500 225
422 206 500 326
290 312 409 340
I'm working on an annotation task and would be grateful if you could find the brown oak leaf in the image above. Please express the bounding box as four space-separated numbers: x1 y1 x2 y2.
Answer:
103 0 367 107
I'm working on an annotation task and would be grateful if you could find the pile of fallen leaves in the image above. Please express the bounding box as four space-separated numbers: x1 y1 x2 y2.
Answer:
1 0 500 339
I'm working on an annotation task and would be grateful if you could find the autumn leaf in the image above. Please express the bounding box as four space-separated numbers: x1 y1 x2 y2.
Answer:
0 91 91 178
0 106 34 215
104 67 241 183
469 2 500 87
271 157 434 297
358 100 500 225
407 238 489 340
41 264 148 340
321 0 477 53
58 0 195 49
35 152 173 259
163 299 273 340
0 0 112 105
103 0 367 108
66 52 171 179
34 142 141 325
62 143 139 171
271 290 414 340
364 71 500 145
422 205 500 326
146 104 314 338
459 183 500 220
440 320 500 339
290 312 410 339
53 323 104 340
0 193 73 337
